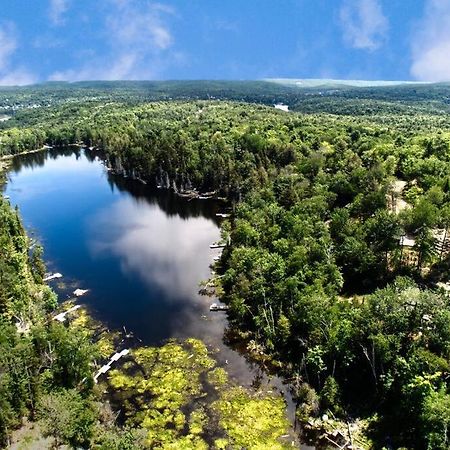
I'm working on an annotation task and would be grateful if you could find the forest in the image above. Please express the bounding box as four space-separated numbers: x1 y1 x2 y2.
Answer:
0 81 450 449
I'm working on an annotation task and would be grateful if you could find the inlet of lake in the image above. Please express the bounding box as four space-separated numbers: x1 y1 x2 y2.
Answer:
3 148 315 447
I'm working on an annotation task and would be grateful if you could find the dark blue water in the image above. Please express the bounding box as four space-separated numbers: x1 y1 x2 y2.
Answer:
4 148 303 439
5 148 228 343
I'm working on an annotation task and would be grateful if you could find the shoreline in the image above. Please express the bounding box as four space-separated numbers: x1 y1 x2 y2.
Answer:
0 142 85 161
2 144 229 203
0 145 53 161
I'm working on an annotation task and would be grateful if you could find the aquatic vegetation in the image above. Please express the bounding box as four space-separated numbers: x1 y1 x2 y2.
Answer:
108 370 137 390
70 307 90 331
207 367 228 387
96 334 116 359
159 435 208 450
106 338 291 448
214 438 229 449
107 339 215 447
68 306 119 359
185 338 216 370
213 387 290 449
189 407 207 435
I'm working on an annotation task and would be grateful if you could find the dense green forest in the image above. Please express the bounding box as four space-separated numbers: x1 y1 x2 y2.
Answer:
1 81 450 449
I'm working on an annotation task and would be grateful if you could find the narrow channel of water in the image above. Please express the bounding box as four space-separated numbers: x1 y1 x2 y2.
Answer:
4 148 309 446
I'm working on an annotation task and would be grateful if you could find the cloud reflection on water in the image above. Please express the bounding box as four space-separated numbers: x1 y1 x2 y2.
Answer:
89 196 220 303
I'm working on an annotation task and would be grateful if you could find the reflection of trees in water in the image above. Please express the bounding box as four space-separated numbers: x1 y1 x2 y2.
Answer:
107 171 222 223
10 147 222 223
10 147 82 172
11 150 47 171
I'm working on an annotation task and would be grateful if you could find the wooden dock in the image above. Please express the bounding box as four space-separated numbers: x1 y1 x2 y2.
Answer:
73 288 89 297
93 348 130 383
210 303 229 312
53 304 81 322
210 243 225 249
43 272 62 282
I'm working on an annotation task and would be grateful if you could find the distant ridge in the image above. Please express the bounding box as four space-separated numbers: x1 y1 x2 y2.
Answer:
264 78 431 88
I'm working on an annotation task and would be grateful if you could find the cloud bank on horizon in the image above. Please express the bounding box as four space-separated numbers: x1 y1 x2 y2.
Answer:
0 0 449 85
0 21 36 85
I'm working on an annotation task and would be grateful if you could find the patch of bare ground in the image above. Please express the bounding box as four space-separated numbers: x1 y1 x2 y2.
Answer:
8 419 65 450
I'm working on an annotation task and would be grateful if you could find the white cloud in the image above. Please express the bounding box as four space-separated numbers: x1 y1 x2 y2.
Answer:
339 0 388 51
0 68 36 86
108 1 174 50
48 0 70 26
49 0 179 81
0 22 17 70
0 22 36 86
411 0 450 82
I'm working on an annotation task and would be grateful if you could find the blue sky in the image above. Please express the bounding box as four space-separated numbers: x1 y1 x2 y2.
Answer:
0 0 449 85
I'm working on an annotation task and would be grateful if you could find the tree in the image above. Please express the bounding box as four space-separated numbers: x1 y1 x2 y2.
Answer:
421 388 450 450
29 244 46 284
415 228 437 269
37 389 96 447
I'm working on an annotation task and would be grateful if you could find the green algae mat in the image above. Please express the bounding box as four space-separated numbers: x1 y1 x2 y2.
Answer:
106 338 292 449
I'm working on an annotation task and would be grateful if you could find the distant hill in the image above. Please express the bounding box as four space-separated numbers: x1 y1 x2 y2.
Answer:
264 78 431 88
2 79 450 119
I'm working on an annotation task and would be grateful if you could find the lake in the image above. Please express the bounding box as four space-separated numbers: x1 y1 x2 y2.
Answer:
4 148 306 437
